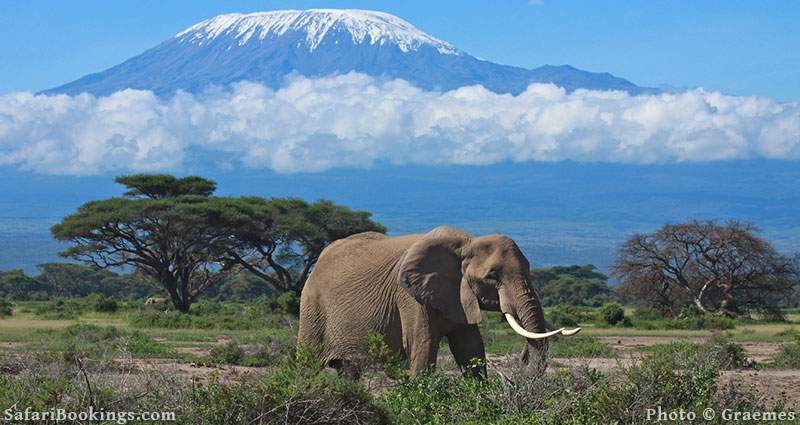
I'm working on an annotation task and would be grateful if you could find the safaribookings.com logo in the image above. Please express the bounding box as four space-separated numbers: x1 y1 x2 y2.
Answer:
3 405 176 424
647 406 797 422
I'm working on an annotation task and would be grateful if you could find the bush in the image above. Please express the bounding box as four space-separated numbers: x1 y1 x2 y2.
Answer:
129 301 293 330
90 294 118 313
669 314 736 330
32 298 85 319
367 331 408 380
599 302 626 325
772 338 800 369
0 298 13 317
644 334 748 370
209 341 244 365
547 304 593 327
275 291 301 316
192 347 387 424
239 334 295 367
631 307 664 321
27 323 175 365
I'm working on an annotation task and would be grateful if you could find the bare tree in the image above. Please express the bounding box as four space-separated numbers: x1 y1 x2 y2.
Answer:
613 220 798 317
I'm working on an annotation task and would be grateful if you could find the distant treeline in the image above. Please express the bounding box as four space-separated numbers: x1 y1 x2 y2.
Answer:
0 263 275 301
1 263 618 305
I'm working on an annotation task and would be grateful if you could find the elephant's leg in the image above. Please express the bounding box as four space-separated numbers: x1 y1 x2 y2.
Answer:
407 335 442 377
447 324 487 379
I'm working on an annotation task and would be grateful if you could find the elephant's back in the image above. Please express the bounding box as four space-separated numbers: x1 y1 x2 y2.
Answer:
314 233 420 276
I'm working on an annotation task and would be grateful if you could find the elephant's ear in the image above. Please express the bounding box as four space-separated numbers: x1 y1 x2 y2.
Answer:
398 237 481 324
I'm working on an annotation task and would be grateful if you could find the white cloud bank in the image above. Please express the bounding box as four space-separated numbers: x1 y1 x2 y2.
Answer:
0 73 798 175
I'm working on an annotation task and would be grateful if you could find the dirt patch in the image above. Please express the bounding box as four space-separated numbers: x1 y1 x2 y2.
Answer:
722 369 800 409
599 336 782 363
0 342 23 349
122 358 264 383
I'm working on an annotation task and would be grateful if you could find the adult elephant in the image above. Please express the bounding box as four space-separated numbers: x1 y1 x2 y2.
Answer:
298 226 580 378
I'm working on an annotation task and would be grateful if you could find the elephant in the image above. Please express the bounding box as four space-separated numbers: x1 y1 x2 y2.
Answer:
298 226 580 378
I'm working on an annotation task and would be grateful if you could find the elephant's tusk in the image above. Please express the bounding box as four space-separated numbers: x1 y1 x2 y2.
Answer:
544 319 581 336
504 313 564 339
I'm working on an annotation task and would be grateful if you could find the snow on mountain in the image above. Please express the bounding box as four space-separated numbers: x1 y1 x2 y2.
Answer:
175 10 461 55
44 9 651 97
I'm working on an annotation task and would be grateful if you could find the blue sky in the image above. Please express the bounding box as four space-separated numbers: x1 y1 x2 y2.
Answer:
1 0 798 100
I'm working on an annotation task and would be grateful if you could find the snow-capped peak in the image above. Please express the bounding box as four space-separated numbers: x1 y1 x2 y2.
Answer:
176 9 461 55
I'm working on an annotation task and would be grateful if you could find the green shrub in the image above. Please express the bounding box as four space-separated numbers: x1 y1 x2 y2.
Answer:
669 314 736 330
547 304 593 327
367 331 408 380
0 298 13 317
644 334 748 370
631 307 664 321
239 334 294 367
32 298 85 319
129 301 294 330
30 323 174 361
209 341 244 365
192 347 387 423
379 372 505 424
599 302 626 325
772 338 800 368
275 291 301 316
91 295 118 313
550 336 615 358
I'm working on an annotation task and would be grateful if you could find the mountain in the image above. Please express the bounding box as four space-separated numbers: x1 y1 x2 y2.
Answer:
44 9 651 97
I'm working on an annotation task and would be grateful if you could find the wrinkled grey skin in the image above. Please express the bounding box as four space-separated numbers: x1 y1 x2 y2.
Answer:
298 226 548 378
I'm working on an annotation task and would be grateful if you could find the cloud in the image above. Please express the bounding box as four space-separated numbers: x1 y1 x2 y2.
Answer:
0 72 798 174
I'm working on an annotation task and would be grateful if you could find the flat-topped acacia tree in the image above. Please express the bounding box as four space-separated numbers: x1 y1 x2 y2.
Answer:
51 173 386 311
51 174 236 312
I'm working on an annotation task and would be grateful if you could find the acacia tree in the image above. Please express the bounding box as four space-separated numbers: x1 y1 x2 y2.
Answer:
613 220 798 317
219 197 386 292
51 175 236 312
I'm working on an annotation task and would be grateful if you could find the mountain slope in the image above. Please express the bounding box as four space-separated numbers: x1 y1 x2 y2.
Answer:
45 9 651 96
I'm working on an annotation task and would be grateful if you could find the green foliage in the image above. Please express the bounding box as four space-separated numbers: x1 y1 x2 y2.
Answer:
129 300 294 330
550 336 615 358
367 331 408 380
0 297 13 317
631 307 664 321
51 174 385 311
379 372 504 424
86 293 118 312
0 265 154 301
546 304 594 327
29 323 174 361
772 337 800 368
223 196 386 292
238 333 296 367
643 334 748 370
532 264 614 307
599 302 626 326
275 291 301 316
115 174 217 199
192 347 387 424
630 310 737 330
209 341 244 365
0 268 47 300
33 298 84 319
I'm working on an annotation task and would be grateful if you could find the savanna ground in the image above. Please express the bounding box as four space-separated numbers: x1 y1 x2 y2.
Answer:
2 300 800 424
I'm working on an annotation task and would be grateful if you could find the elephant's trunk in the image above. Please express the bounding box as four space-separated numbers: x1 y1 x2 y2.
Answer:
498 278 551 369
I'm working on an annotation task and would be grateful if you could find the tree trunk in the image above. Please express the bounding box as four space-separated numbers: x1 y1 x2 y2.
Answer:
693 278 714 314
